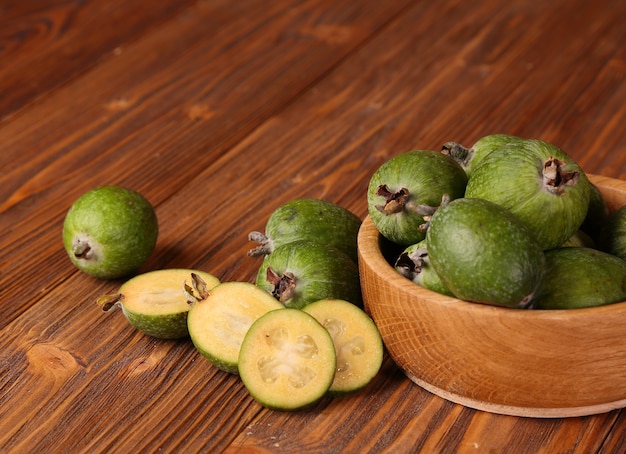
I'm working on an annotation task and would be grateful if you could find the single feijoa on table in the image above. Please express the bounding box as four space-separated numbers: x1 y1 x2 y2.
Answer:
255 240 361 309
441 133 526 177
186 279 284 374
599 205 626 261
98 269 219 339
534 247 626 309
464 139 591 250
238 308 336 411
303 299 384 396
367 150 468 246
247 198 362 263
394 241 453 297
426 197 546 308
62 185 158 279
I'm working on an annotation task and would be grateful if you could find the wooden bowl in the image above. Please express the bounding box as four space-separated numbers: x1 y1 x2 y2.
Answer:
358 174 626 418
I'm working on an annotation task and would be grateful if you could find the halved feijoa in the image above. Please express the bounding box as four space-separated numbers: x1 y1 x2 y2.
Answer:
303 299 383 396
248 198 362 262
255 240 361 309
186 280 284 374
98 269 220 339
367 150 467 246
238 308 336 410
534 247 626 309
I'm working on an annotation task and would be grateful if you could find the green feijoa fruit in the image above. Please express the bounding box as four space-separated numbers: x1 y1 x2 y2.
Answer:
394 241 454 296
580 182 609 241
248 198 361 262
255 240 361 309
367 150 467 246
465 139 591 250
559 229 596 248
303 299 383 396
599 205 626 261
426 197 546 308
186 280 284 374
63 186 158 279
98 269 220 339
238 308 336 411
534 247 626 309
441 133 525 177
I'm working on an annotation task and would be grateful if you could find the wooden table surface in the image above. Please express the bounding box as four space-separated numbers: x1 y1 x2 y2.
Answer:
2 0 626 452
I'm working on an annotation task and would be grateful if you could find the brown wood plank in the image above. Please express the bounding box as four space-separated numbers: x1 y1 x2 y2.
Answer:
0 0 412 328
1 0 626 452
0 0 198 120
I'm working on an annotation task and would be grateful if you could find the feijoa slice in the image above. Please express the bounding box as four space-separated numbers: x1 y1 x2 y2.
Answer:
98 269 220 339
534 247 626 309
367 150 467 246
255 240 361 309
186 280 284 374
238 308 336 410
248 198 362 262
303 299 383 396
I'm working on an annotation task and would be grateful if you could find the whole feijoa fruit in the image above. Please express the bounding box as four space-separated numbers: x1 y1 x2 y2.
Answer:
426 197 546 308
255 240 361 309
98 269 219 339
441 133 525 177
367 150 467 246
464 139 591 250
599 205 626 261
534 247 626 309
62 186 158 279
394 241 453 296
248 198 361 262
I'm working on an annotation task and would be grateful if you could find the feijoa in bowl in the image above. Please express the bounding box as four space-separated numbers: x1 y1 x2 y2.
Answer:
357 174 626 418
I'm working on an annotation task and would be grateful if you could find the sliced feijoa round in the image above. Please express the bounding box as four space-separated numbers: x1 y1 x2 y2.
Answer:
255 240 361 309
98 269 220 339
303 299 383 396
186 280 284 374
238 308 336 410
248 198 362 262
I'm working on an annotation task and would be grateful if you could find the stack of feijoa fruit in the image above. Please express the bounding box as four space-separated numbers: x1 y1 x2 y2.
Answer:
368 134 626 310
63 185 384 412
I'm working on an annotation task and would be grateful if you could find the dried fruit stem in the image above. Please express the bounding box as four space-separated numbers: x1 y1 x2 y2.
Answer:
266 267 296 303
441 141 472 167
247 231 273 257
542 157 579 195
184 273 211 304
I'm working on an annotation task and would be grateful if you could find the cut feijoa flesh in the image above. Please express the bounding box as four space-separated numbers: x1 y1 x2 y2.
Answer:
186 280 284 374
238 308 336 410
98 269 220 339
303 299 384 395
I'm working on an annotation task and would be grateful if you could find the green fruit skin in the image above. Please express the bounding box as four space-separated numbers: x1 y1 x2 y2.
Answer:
534 247 626 309
261 198 361 262
122 308 188 339
444 133 525 177
426 198 546 308
464 139 591 250
255 240 361 309
580 182 609 241
395 241 454 296
62 186 158 279
599 205 626 261
367 150 468 246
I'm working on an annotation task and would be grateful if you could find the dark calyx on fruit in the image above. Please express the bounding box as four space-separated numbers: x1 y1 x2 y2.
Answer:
395 247 428 280
375 184 448 230
441 142 472 168
543 157 579 194
266 267 296 302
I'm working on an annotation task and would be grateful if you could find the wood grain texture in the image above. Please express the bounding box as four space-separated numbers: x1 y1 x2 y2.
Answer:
1 0 626 451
